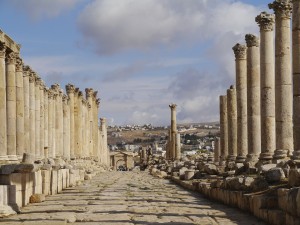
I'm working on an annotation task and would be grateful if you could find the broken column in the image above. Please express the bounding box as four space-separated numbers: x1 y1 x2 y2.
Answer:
256 12 276 163
245 34 261 164
269 0 293 162
226 85 237 163
232 43 248 163
219 95 228 164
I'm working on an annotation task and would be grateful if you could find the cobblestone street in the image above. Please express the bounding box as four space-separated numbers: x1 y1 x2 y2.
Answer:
0 171 266 225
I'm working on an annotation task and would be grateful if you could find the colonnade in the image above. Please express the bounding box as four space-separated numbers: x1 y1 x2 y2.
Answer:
218 0 300 167
0 29 109 165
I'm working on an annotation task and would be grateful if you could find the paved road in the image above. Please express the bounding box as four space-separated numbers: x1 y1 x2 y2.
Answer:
0 171 266 225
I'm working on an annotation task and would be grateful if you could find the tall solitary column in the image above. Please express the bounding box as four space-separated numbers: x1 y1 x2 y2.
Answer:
35 77 41 159
0 42 7 161
292 0 300 162
169 104 177 160
232 43 248 163
219 95 228 164
23 66 30 154
6 51 17 161
245 34 261 164
227 85 237 163
269 0 293 162
66 84 75 159
256 12 276 163
15 57 24 159
29 71 36 157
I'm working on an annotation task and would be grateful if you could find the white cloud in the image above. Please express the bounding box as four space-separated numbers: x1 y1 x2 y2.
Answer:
8 0 82 20
77 0 260 54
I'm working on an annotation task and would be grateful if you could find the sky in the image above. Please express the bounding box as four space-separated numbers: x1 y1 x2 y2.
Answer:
0 0 271 126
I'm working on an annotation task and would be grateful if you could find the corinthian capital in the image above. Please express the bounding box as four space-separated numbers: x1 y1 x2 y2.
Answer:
16 57 23 72
85 88 94 98
29 71 36 83
232 43 247 60
0 41 6 58
169 103 177 110
5 51 16 64
96 98 100 107
256 12 275 31
66 83 75 94
269 0 292 19
245 34 260 48
23 65 31 77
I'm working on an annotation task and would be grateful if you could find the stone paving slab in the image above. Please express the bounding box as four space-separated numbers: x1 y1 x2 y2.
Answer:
0 171 267 225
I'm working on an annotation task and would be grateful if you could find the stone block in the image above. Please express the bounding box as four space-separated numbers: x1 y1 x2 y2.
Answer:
57 169 63 193
184 170 195 180
0 164 17 174
29 194 45 203
42 170 51 195
286 187 299 217
289 169 300 187
267 210 285 225
51 170 58 195
265 167 285 183
278 188 289 212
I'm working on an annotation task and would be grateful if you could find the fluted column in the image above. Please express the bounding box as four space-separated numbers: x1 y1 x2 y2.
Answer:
227 85 237 162
293 0 300 161
245 34 261 164
39 82 45 158
44 88 49 158
63 95 70 160
66 84 75 159
219 95 228 164
35 77 41 159
269 0 293 162
256 12 276 163
6 51 17 161
169 104 177 160
15 57 24 159
232 43 248 163
0 42 7 161
23 66 30 155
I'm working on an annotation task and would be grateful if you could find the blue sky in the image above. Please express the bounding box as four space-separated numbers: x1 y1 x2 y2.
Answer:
0 0 271 126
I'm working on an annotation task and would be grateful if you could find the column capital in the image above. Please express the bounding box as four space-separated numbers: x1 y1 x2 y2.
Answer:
78 90 83 99
5 51 16 64
39 80 46 90
29 71 37 83
44 87 49 94
48 89 55 99
51 83 60 92
256 12 275 31
66 83 75 95
100 118 106 123
82 98 87 105
16 57 23 72
93 91 98 99
35 76 42 86
232 43 247 60
0 41 6 58
169 103 177 110
96 98 100 108
85 88 94 98
245 34 260 48
87 102 92 109
62 94 69 103
269 0 292 19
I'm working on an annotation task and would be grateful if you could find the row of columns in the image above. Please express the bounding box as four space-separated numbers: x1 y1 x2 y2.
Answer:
218 0 300 166
0 34 109 165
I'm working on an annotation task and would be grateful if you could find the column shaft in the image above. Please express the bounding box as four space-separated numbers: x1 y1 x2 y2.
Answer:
23 66 30 155
40 82 45 158
66 84 75 159
63 95 70 160
35 77 41 159
219 95 228 164
227 86 237 162
44 88 49 158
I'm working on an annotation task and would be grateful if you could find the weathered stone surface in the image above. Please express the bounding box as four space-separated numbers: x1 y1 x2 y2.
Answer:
13 163 35 173
265 167 285 183
204 163 218 175
0 164 17 174
29 194 45 203
22 153 35 164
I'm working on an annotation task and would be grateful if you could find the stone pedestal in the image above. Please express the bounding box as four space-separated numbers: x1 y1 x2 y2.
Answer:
245 34 261 164
232 44 248 163
256 12 276 163
269 0 293 163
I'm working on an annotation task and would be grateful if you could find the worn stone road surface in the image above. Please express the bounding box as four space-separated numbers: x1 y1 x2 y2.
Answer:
0 171 266 225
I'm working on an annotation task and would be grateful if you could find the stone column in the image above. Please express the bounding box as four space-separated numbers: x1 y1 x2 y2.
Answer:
76 91 83 158
35 77 41 159
269 0 293 162
63 95 70 160
44 88 49 158
226 85 237 162
245 34 261 164
95 98 100 159
293 0 300 162
0 42 7 161
23 65 30 154
169 104 177 160
176 133 181 160
219 95 228 164
48 89 55 158
214 137 220 164
39 81 45 158
232 43 248 163
66 84 75 159
100 118 108 164
29 71 36 157
85 88 94 157
15 57 24 159
6 51 17 161
256 12 276 163
92 93 99 159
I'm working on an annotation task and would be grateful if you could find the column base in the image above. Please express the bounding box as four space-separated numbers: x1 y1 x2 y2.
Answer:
258 152 273 163
291 150 300 161
272 149 289 164
0 155 9 161
226 154 236 162
7 155 18 161
235 155 246 163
